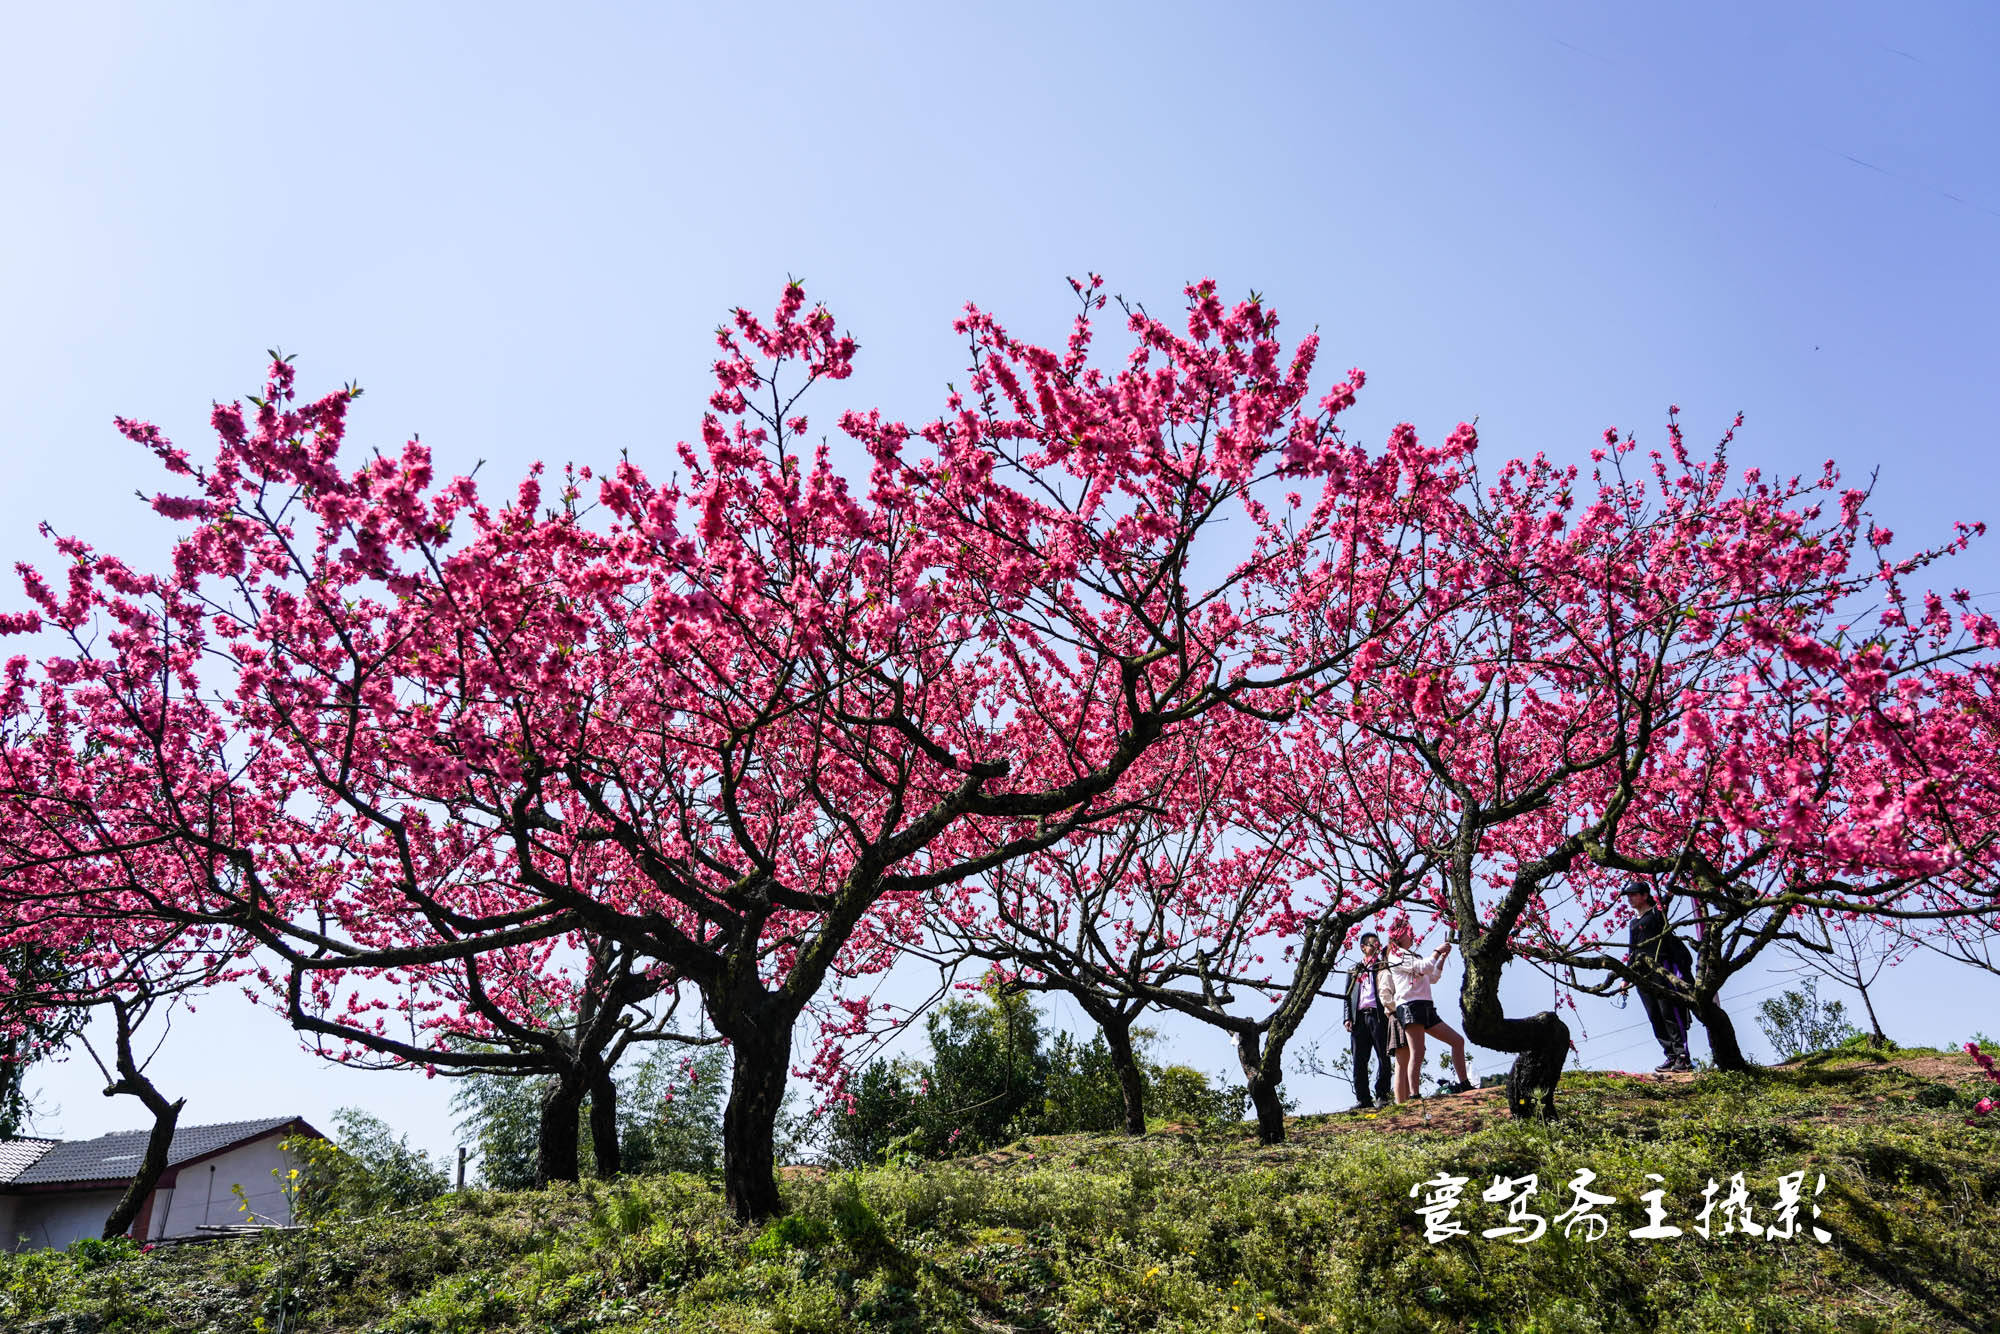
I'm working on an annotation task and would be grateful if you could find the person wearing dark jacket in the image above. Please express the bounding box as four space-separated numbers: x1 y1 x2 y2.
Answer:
1342 933 1395 1108
1622 882 1695 1072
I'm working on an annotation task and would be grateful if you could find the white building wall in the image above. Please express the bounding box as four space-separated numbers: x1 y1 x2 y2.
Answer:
5 1189 126 1251
155 1135 303 1237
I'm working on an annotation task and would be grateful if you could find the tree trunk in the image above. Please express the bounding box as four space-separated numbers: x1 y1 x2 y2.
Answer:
100 1003 184 1240
588 1066 621 1178
1100 1017 1147 1136
1233 1031 1286 1144
1692 991 1752 1072
721 1019 793 1222
1855 978 1887 1047
1458 949 1568 1120
102 1095 183 1240
535 1072 588 1186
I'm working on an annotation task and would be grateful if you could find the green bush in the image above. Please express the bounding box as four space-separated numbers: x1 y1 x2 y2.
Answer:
823 987 1254 1163
283 1109 450 1223
749 1213 835 1259
451 1044 729 1187
1149 1063 1248 1124
1757 977 1860 1061
1040 1028 1132 1133
920 984 1048 1154
63 1236 137 1270
821 1057 926 1168
619 1045 729 1176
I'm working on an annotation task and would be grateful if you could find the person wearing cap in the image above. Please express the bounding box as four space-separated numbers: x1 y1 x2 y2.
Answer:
1385 917 1473 1100
1342 932 1395 1109
1621 881 1696 1073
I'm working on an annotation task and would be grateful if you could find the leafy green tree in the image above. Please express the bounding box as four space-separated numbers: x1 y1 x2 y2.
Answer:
916 983 1048 1155
821 1058 926 1168
331 1108 451 1206
619 1045 728 1177
823 987 1257 1163
1149 1064 1250 1125
0 945 85 1138
1756 977 1861 1061
455 1042 731 1186
285 1109 450 1221
452 1070 547 1190
1038 1029 1130 1135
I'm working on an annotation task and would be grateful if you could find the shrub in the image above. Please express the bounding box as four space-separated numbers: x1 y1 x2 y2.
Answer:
919 985 1047 1155
63 1236 137 1270
333 1108 451 1207
749 1213 834 1259
285 1110 450 1223
1756 977 1860 1061
822 1058 927 1168
1038 1029 1130 1134
1150 1064 1247 1124
450 1044 730 1187
449 1070 545 1190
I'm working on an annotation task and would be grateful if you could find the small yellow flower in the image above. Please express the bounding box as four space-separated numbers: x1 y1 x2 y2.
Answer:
1145 1267 1161 1279
287 1169 300 1180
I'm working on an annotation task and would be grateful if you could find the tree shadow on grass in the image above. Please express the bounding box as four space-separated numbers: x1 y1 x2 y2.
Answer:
1825 1181 1993 1332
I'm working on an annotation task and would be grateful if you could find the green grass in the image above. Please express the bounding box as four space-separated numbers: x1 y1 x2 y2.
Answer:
4 1048 1995 1333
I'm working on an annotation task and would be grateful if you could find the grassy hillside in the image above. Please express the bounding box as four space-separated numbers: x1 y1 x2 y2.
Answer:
4 1047 1995 1333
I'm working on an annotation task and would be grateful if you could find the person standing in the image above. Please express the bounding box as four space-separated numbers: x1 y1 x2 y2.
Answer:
1386 918 1473 1100
1622 881 1696 1072
1383 968 1408 1096
1342 933 1395 1109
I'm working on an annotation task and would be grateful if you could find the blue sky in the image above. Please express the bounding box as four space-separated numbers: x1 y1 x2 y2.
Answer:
3 2 1997 1164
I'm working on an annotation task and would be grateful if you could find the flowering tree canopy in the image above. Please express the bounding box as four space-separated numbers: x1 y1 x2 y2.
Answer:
10 278 1995 1217
1338 414 2000 1107
0 277 1471 1218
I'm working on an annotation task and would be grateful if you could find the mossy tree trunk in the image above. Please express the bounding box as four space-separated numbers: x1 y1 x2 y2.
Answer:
1098 1013 1148 1136
588 1064 621 1177
1233 1030 1288 1144
536 1070 590 1186
1692 989 1751 1071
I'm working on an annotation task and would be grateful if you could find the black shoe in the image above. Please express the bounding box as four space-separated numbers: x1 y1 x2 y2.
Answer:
1654 1059 1679 1072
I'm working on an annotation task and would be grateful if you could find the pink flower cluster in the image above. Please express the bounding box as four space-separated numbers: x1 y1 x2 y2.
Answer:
1968 1043 1999 1125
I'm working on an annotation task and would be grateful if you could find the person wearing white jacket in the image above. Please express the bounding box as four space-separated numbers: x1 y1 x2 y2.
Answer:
1385 918 1472 1102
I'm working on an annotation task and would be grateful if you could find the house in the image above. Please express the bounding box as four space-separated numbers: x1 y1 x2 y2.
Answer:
0 1116 324 1251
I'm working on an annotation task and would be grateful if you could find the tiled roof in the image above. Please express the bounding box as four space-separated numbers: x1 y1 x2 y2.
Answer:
0 1138 57 1183
6 1118 305 1187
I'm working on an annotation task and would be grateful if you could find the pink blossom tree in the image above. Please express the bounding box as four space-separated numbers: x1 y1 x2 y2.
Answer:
284 929 712 1184
0 278 1462 1217
929 709 1449 1142
1345 413 2000 1111
0 783 244 1237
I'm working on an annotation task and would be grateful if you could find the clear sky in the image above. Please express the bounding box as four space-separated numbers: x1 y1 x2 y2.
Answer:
3 2 1997 1165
